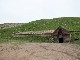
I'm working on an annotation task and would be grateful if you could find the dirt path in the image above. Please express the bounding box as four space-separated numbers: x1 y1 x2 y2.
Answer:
0 43 80 60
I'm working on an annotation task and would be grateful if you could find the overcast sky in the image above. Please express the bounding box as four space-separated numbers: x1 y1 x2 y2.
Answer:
0 0 80 24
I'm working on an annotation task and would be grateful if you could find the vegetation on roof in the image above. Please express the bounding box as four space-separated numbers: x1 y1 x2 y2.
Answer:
0 17 80 37
0 17 80 44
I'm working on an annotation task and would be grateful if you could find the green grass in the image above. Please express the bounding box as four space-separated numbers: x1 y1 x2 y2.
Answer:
0 17 80 37
0 17 80 43
70 40 80 45
0 36 51 43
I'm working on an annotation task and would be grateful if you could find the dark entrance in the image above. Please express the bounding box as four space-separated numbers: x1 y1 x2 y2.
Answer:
58 27 64 43
59 37 63 43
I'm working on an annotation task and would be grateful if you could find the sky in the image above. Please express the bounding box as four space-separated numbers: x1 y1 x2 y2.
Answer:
0 0 80 24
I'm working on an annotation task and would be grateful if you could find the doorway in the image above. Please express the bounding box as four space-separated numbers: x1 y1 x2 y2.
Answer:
59 37 63 43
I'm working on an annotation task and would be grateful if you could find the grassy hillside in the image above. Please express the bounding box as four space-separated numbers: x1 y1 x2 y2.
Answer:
0 17 80 43
0 17 80 37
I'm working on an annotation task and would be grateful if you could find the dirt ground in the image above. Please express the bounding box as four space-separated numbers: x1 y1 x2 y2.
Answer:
0 43 80 60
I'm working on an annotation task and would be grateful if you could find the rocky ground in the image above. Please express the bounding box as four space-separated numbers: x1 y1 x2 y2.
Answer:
0 43 80 60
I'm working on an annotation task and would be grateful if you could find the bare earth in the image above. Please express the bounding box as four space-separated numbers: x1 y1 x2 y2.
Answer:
0 43 80 60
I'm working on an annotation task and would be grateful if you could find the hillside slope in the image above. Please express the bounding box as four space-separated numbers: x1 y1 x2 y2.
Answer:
0 17 80 37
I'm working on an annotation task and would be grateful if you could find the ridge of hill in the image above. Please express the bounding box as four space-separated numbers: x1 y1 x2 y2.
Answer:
0 23 25 29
